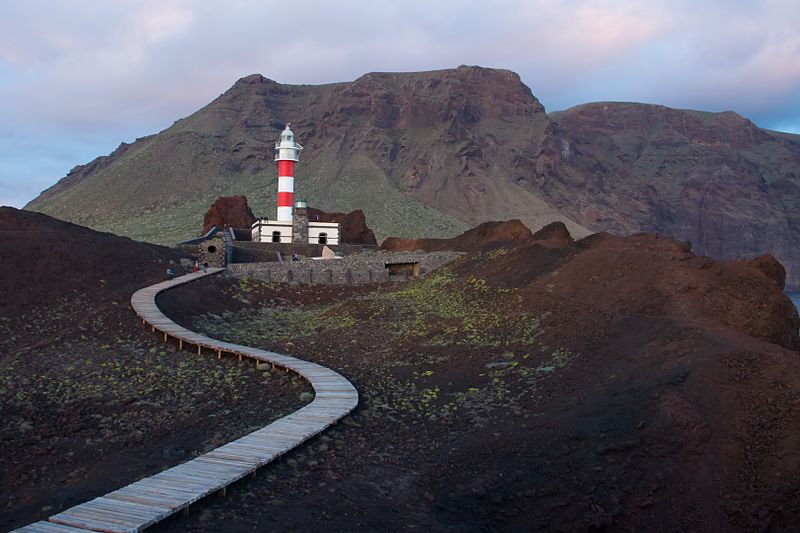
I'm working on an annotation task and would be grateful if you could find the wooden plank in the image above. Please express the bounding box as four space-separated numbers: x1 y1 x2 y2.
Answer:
13 522 90 533
49 510 136 533
103 491 179 511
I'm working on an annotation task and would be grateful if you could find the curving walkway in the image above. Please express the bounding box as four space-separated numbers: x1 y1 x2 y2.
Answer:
16 269 358 533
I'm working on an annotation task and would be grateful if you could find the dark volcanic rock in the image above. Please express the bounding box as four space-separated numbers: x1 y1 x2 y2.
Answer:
742 254 786 289
496 230 800 350
531 221 574 247
2 207 186 310
0 207 306 531
201 196 256 235
381 219 535 253
306 208 377 245
152 226 800 533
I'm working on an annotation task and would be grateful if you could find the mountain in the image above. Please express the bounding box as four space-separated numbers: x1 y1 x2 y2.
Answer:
25 66 800 287
549 103 800 289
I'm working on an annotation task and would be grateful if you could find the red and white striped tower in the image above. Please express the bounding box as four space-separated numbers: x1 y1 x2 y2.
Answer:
274 123 303 221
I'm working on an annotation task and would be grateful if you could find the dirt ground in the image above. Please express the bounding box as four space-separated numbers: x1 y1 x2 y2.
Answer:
0 208 309 531
3 208 800 532
153 231 799 532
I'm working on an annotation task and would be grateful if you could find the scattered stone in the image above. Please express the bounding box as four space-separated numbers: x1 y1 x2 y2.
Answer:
162 446 187 459
342 416 361 428
299 392 314 402
486 361 514 369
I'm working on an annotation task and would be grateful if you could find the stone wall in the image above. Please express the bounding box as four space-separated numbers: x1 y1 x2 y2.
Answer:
227 251 462 286
292 207 309 244
199 238 225 268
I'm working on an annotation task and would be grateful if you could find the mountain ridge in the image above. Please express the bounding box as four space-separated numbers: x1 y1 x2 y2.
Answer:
25 65 800 288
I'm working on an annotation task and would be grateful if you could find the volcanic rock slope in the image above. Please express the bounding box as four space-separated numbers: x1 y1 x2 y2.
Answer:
0 207 312 531
551 103 800 289
149 225 800 532
26 66 800 287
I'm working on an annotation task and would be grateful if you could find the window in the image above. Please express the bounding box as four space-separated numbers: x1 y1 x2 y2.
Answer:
318 232 327 245
272 231 281 243
386 262 420 277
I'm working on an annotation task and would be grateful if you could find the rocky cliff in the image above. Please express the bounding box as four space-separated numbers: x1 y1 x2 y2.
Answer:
549 103 800 289
25 66 800 288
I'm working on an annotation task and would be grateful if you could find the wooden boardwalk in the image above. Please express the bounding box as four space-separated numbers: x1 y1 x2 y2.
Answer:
15 269 358 533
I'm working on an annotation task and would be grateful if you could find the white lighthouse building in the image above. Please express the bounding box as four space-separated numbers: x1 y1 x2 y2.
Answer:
275 123 301 222
251 124 340 245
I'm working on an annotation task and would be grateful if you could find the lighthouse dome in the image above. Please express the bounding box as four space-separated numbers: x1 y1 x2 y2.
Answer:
280 125 294 142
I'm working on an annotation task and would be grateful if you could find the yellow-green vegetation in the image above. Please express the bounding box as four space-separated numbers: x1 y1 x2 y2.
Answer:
198 271 544 349
237 276 277 293
186 264 578 430
352 271 538 348
0 346 250 406
194 303 358 344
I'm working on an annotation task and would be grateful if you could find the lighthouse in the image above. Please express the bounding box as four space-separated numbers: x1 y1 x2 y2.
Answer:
274 123 302 221
250 123 340 246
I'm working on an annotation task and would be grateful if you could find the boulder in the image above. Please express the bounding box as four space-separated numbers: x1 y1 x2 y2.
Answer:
202 196 256 235
381 219 538 253
742 254 786 289
531 221 574 247
307 208 377 245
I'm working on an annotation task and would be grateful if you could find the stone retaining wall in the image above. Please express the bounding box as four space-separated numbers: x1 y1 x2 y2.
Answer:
227 251 462 285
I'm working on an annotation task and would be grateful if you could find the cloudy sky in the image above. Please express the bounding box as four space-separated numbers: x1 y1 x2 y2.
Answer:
2 0 799 207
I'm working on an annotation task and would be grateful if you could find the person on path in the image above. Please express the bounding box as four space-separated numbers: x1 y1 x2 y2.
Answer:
202 262 208 273
193 260 199 273
166 267 174 280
